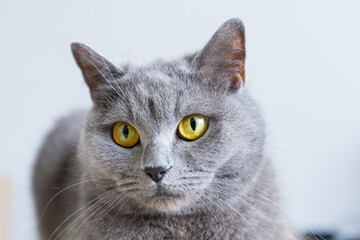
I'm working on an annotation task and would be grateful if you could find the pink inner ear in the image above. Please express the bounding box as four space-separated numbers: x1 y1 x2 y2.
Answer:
240 70 246 84
193 19 246 91
233 70 246 85
228 34 246 87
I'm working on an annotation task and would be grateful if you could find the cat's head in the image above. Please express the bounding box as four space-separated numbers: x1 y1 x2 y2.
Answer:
72 18 265 213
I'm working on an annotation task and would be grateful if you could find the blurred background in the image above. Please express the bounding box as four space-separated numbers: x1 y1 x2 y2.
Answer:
1 0 360 239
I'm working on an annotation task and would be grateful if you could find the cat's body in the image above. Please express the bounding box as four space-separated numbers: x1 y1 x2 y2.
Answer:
33 19 294 239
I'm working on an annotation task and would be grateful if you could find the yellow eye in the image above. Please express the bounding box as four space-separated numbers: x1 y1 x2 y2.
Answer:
177 114 208 141
112 122 140 148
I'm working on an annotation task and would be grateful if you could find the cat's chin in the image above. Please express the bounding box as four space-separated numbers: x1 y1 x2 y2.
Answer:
144 196 188 213
131 186 195 213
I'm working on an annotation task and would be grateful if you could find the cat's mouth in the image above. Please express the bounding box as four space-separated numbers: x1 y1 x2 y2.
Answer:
134 185 189 212
152 185 183 198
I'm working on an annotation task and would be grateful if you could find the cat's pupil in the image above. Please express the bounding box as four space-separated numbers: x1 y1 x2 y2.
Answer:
123 125 129 139
190 117 196 131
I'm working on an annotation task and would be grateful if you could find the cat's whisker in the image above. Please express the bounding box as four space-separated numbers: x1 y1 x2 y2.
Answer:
199 193 241 233
38 177 110 225
68 205 113 240
117 199 132 235
239 187 324 240
49 188 117 240
80 193 122 240
116 181 138 187
63 190 121 240
197 198 219 222
211 186 297 240
210 183 317 240
104 197 131 239
205 192 261 239
183 169 213 173
175 175 211 181
65 200 111 240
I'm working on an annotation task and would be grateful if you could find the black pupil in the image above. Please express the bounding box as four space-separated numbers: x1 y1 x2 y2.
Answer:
190 117 196 131
123 125 129 139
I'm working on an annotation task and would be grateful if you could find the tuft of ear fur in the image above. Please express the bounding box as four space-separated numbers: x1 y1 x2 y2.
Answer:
71 43 123 98
192 18 246 91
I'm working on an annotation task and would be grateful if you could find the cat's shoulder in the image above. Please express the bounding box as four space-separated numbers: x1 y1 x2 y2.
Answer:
33 109 88 173
33 109 88 239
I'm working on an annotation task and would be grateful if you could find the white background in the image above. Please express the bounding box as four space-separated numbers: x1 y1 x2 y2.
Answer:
1 0 360 239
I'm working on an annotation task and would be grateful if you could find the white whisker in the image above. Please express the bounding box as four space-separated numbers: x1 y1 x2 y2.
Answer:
38 177 108 224
50 188 117 240
205 192 260 238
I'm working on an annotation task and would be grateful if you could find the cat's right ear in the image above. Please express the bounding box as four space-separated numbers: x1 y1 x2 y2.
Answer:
71 42 123 98
192 18 246 92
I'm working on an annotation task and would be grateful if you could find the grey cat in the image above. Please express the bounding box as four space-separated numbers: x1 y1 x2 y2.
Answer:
33 18 295 239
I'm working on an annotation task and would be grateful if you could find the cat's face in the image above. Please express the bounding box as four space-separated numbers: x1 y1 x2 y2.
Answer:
73 19 265 213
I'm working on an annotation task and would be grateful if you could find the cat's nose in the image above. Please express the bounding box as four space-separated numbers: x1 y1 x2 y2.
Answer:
144 166 170 182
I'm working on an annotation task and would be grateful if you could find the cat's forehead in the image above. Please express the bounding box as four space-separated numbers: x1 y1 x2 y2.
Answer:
117 60 193 102
100 60 229 130
124 59 191 86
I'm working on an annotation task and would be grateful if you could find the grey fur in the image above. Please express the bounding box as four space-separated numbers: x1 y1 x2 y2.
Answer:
33 18 295 239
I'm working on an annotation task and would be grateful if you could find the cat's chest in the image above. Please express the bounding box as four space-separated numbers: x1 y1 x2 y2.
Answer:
84 213 241 240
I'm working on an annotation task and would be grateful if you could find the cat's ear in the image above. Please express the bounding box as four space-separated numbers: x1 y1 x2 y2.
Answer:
192 18 246 91
71 42 123 96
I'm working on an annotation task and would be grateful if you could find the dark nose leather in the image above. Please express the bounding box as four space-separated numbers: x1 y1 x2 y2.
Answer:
144 166 170 182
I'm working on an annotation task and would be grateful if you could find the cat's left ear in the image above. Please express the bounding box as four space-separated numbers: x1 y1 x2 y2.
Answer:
71 42 124 99
192 18 246 92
